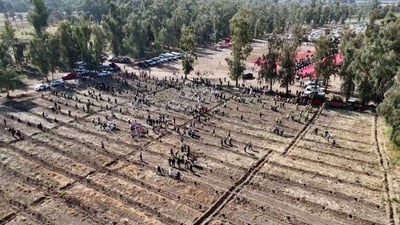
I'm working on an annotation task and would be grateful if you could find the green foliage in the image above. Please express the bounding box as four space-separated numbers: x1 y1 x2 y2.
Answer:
279 41 297 94
0 68 22 97
27 0 49 36
314 36 337 89
180 25 196 79
0 42 12 68
259 34 280 92
378 81 400 146
342 13 400 104
226 7 253 87
27 35 50 77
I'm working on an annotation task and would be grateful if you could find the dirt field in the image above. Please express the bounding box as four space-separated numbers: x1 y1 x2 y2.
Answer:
0 42 398 225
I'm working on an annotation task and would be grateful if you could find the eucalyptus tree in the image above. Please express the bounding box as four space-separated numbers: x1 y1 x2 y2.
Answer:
279 41 297 95
27 0 49 36
180 25 197 79
226 7 253 87
259 34 280 92
314 36 337 89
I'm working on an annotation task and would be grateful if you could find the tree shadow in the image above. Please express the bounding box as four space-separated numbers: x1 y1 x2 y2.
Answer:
3 99 38 112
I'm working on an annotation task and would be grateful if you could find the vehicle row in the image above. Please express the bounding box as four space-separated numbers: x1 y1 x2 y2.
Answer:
108 56 131 64
34 79 65 91
302 79 326 97
137 52 182 68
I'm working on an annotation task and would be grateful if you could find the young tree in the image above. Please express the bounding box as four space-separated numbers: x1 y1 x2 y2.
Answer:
180 25 197 79
47 33 59 80
0 42 12 69
377 80 400 145
338 42 356 102
57 21 78 70
226 8 253 87
279 41 297 95
27 0 49 36
27 36 50 79
0 68 21 98
314 36 337 89
17 14 23 28
259 35 280 92
0 20 17 67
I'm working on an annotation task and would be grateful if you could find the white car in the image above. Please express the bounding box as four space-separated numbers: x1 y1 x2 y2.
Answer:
305 86 325 92
50 79 65 87
98 71 111 77
34 83 50 91
304 90 325 97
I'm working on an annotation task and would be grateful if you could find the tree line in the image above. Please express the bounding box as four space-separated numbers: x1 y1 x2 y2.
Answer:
337 4 400 145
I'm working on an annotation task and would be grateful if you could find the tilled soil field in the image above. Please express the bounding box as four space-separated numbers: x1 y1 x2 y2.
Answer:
0 73 396 225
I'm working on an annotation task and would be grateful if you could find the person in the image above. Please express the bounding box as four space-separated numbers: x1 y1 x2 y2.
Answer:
139 152 143 161
176 171 181 181
156 165 162 175
101 141 104 149
168 168 174 177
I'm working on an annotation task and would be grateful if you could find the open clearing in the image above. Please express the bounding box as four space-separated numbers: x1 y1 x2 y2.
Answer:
0 43 398 225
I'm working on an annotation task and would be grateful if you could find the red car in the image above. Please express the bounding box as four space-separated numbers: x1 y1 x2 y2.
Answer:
62 72 77 81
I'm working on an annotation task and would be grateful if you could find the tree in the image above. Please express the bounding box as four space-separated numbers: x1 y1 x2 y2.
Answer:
17 14 23 28
259 34 280 92
279 41 297 95
0 20 16 67
0 68 21 97
57 21 78 70
338 41 356 102
226 8 253 87
47 33 59 80
27 36 50 79
377 79 400 145
314 36 337 89
0 42 12 68
27 0 49 36
90 25 107 69
180 25 197 79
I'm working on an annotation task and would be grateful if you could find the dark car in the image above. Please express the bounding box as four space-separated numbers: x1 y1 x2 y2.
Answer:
109 57 131 64
62 72 77 81
242 73 254 80
346 99 363 110
137 61 148 68
108 62 121 71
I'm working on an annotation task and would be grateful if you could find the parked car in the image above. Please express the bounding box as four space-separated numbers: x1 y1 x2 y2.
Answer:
305 86 325 92
108 62 121 71
34 83 50 91
50 79 65 87
303 79 324 88
346 99 363 110
109 57 131 64
98 70 111 77
171 52 182 59
62 72 78 81
242 72 254 80
137 61 148 68
304 90 325 97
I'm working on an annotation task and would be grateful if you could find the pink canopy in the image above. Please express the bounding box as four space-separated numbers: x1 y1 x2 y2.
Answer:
298 54 343 78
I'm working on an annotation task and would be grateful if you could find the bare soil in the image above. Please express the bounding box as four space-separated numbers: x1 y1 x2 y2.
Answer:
0 42 397 225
